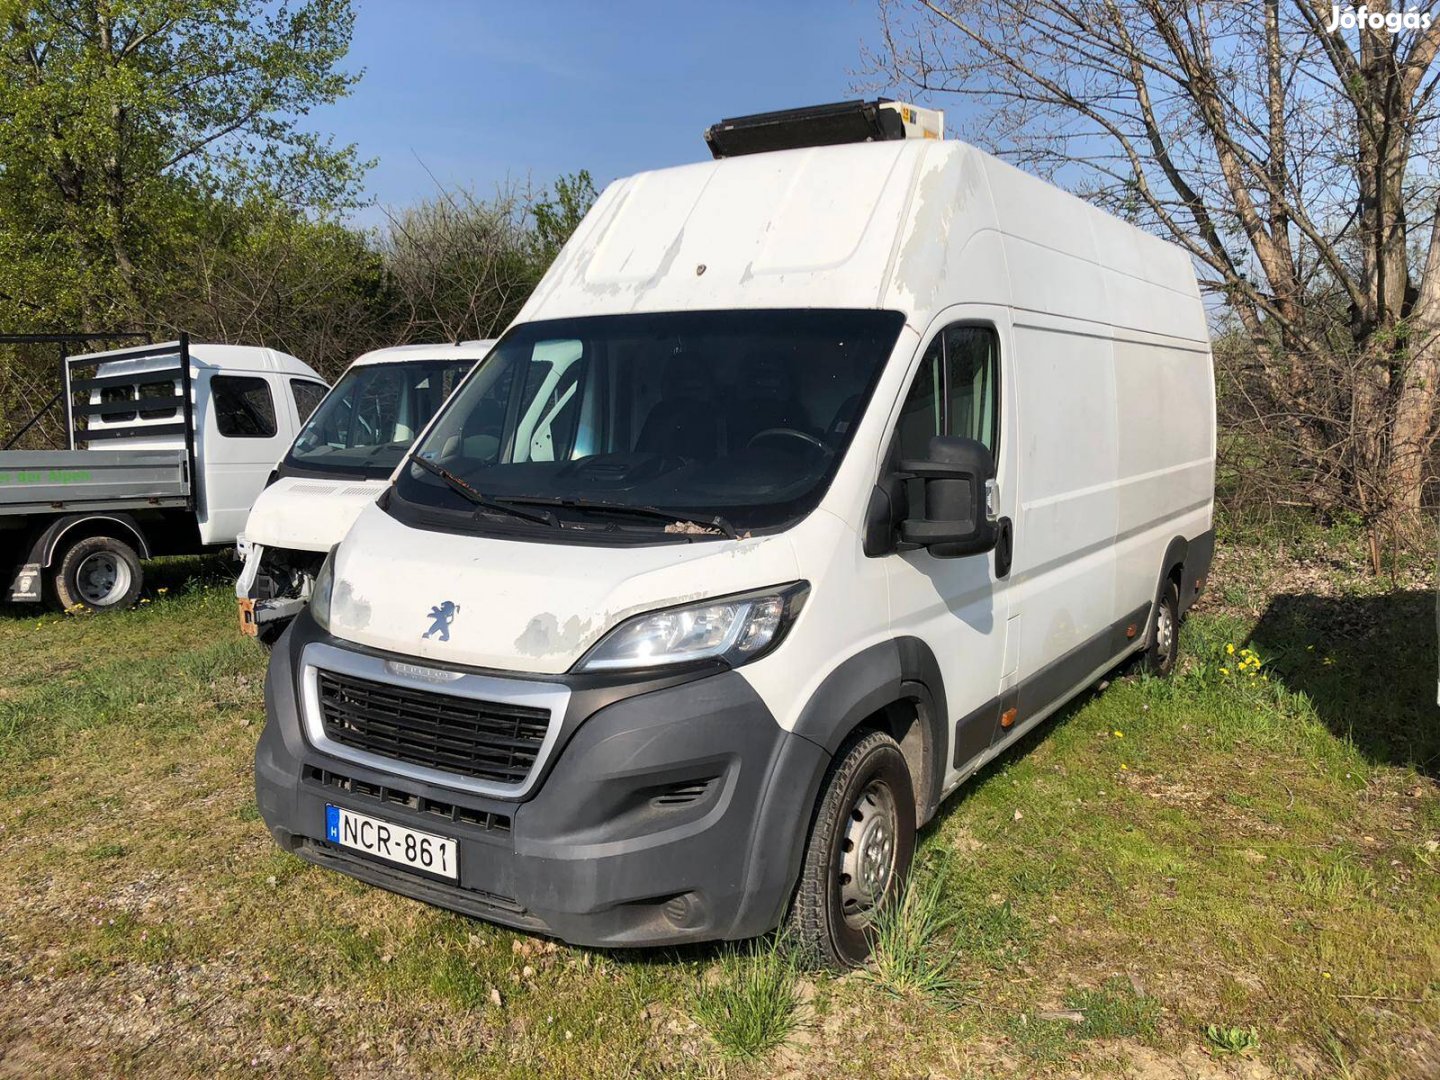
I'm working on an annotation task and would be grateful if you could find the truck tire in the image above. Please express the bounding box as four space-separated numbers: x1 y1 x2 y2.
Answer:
53 535 144 612
785 729 915 969
1143 580 1180 677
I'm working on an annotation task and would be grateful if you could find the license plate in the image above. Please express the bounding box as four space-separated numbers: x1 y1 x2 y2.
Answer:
325 805 457 881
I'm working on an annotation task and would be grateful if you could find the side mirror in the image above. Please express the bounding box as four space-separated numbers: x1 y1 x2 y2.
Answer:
897 435 998 557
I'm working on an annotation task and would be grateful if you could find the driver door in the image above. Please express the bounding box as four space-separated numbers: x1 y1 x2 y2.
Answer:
884 307 1019 787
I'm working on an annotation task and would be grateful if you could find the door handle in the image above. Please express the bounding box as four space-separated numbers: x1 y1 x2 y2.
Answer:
995 517 1014 579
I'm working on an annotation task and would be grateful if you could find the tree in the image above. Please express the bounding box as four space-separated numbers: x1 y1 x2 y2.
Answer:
873 0 1440 569
0 0 364 329
379 172 598 344
147 195 396 378
379 183 544 345
533 169 598 265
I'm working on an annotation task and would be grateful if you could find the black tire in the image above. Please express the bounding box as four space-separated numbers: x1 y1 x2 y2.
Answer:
785 730 916 969
52 535 143 612
1143 579 1181 677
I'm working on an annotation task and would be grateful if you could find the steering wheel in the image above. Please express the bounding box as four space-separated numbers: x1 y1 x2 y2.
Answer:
745 427 831 454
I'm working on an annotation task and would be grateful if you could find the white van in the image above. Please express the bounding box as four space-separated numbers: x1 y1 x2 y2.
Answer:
236 341 493 641
255 102 1215 967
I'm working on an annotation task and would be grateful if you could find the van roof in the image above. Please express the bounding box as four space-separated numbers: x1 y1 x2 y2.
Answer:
517 139 1207 345
349 341 496 368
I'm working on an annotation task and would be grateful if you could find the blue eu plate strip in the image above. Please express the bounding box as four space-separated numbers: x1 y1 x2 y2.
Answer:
325 804 340 843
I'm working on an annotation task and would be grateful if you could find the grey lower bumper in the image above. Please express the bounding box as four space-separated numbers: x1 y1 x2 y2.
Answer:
255 617 830 947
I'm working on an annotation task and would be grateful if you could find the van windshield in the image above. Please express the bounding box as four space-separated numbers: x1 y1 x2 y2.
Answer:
390 309 905 537
285 358 478 477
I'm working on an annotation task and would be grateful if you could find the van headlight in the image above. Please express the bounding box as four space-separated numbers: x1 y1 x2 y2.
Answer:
575 582 809 672
309 547 337 630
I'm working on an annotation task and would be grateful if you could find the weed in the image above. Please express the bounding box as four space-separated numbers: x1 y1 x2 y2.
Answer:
691 936 802 1060
1204 1023 1260 1055
867 862 968 1003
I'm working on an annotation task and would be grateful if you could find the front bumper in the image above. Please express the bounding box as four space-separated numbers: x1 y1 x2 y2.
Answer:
255 614 830 947
235 539 315 641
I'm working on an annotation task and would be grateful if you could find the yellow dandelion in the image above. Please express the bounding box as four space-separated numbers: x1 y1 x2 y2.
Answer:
1112 730 1124 739
1321 971 1332 979
1220 667 1231 676
1226 644 1235 655
1120 763 1128 771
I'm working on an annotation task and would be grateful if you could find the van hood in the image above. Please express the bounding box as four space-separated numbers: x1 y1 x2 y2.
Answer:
325 503 803 675
241 476 388 553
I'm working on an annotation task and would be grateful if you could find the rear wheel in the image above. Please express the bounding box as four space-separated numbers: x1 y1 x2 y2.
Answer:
53 535 143 612
785 730 916 969
1143 580 1180 676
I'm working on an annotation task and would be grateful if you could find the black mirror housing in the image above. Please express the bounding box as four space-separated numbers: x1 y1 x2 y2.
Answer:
897 435 998 557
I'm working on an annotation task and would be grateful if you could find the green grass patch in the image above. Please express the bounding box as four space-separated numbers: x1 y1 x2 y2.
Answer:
867 858 969 1003
1066 977 1160 1039
691 937 803 1060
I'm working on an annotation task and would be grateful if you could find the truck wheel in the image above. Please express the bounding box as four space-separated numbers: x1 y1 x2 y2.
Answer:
1143 580 1180 677
53 535 143 612
786 730 915 969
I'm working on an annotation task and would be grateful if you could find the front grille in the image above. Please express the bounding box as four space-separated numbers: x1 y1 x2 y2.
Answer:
315 668 550 787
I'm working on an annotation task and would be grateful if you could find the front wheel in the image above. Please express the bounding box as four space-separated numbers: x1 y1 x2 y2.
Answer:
785 730 916 969
1143 580 1180 676
53 535 143 612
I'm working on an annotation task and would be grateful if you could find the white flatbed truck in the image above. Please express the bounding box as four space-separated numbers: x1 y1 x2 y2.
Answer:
0 335 326 610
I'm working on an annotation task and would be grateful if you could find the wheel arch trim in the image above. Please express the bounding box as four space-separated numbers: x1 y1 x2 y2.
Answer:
30 513 152 568
789 636 948 822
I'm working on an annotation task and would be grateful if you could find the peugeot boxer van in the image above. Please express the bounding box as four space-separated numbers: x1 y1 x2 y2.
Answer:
255 101 1215 967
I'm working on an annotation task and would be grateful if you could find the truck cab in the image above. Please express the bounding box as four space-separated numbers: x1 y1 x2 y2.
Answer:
236 342 493 642
1 337 324 610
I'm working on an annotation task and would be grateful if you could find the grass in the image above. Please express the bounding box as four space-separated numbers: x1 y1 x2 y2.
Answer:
866 858 968 1003
0 541 1438 1077
690 937 803 1059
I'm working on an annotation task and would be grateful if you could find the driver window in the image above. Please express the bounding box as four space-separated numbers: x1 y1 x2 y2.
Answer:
944 325 998 451
895 323 1000 455
352 369 403 448
895 335 943 461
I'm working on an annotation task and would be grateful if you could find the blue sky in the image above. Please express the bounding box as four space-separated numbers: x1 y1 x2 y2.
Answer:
327 1 907 220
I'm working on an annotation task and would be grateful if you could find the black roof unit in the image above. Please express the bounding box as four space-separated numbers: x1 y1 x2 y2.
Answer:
704 99 940 159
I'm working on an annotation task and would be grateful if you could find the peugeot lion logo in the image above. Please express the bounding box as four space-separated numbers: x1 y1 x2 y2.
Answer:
422 600 460 642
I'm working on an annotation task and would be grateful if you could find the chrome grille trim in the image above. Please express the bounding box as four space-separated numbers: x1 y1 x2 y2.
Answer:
298 641 570 798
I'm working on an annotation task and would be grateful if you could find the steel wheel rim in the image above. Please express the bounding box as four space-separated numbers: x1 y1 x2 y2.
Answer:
75 551 130 606
1156 603 1175 656
838 778 898 928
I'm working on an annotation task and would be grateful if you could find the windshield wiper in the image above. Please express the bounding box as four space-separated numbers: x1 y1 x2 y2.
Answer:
500 495 739 539
407 455 558 527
